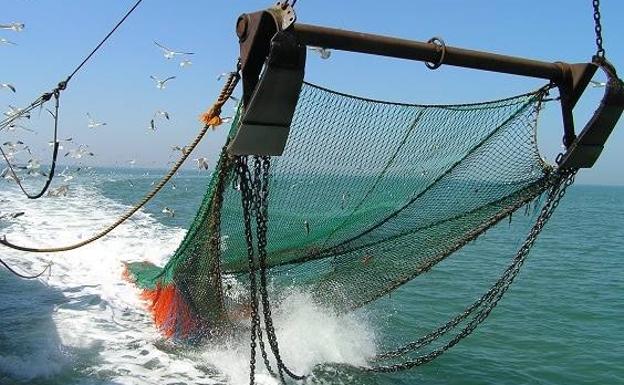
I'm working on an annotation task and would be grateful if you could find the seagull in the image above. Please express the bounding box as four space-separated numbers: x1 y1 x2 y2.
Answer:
128 159 136 166
217 72 236 81
171 145 189 155
58 166 74 182
26 158 40 171
162 206 175 217
308 46 331 59
6 123 33 132
194 157 209 170
87 113 107 129
2 140 24 151
180 59 192 68
1 167 15 181
26 159 47 177
48 137 73 150
65 145 94 159
0 23 25 32
47 185 69 197
150 75 176 90
0 38 17 45
149 110 170 131
4 105 30 120
2 141 24 160
155 110 170 120
590 80 607 88
154 41 194 59
0 83 16 93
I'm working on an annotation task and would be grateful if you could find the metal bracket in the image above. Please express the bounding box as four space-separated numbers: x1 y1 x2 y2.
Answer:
228 8 306 156
556 62 598 148
558 59 624 169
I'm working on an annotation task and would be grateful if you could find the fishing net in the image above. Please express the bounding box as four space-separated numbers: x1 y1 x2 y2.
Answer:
125 81 555 338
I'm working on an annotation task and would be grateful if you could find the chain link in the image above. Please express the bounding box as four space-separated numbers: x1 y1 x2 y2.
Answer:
237 155 304 384
367 169 577 372
237 156 259 385
593 0 606 58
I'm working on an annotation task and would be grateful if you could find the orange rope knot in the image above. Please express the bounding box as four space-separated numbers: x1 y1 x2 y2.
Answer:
199 105 223 129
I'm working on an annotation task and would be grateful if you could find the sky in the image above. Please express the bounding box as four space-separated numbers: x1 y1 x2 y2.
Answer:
1 0 623 185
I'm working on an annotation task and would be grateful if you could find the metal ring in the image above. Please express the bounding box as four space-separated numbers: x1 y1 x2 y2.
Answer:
425 37 446 70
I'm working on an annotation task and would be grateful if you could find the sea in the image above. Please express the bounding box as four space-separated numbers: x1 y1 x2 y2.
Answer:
0 168 622 385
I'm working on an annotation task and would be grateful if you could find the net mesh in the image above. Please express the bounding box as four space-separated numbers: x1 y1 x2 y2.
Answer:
125 81 554 337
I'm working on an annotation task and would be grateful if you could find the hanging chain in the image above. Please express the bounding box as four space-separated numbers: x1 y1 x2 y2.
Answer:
592 0 606 58
237 155 304 384
367 169 577 372
237 156 259 385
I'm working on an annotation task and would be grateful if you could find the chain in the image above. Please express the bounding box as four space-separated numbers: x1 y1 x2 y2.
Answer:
367 169 577 372
237 156 259 385
592 0 606 58
237 155 304 384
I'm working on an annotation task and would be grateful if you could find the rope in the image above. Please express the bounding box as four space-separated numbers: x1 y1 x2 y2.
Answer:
0 69 241 253
0 93 60 199
66 0 145 82
0 256 52 280
0 0 145 199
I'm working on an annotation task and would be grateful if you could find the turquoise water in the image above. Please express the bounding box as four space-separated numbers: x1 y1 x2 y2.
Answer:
0 170 622 385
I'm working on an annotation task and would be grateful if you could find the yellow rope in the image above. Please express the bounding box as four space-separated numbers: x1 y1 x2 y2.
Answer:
0 70 241 253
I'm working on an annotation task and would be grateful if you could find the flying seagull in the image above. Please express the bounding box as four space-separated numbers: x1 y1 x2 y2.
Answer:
0 83 16 93
590 80 607 88
65 145 94 159
153 41 194 59
0 23 25 32
180 59 192 68
149 110 170 131
150 75 176 90
87 113 107 129
171 145 190 155
308 46 331 59
0 38 17 45
194 157 209 170
155 110 170 120
6 123 33 132
4 105 30 120
48 137 73 150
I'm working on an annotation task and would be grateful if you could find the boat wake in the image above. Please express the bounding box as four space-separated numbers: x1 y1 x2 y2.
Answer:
0 181 376 385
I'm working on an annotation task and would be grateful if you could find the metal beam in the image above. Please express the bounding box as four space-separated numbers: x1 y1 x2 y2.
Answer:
294 23 566 82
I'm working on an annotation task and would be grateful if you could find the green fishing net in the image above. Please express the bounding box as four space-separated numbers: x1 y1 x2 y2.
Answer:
126 81 553 334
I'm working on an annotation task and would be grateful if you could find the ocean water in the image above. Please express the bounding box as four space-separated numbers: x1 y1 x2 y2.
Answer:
0 169 622 385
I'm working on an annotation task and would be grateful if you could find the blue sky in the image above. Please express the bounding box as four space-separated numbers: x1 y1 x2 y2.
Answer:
1 0 623 185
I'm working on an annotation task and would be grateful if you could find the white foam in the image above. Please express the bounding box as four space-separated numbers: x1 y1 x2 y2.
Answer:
0 181 377 384
199 290 376 385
